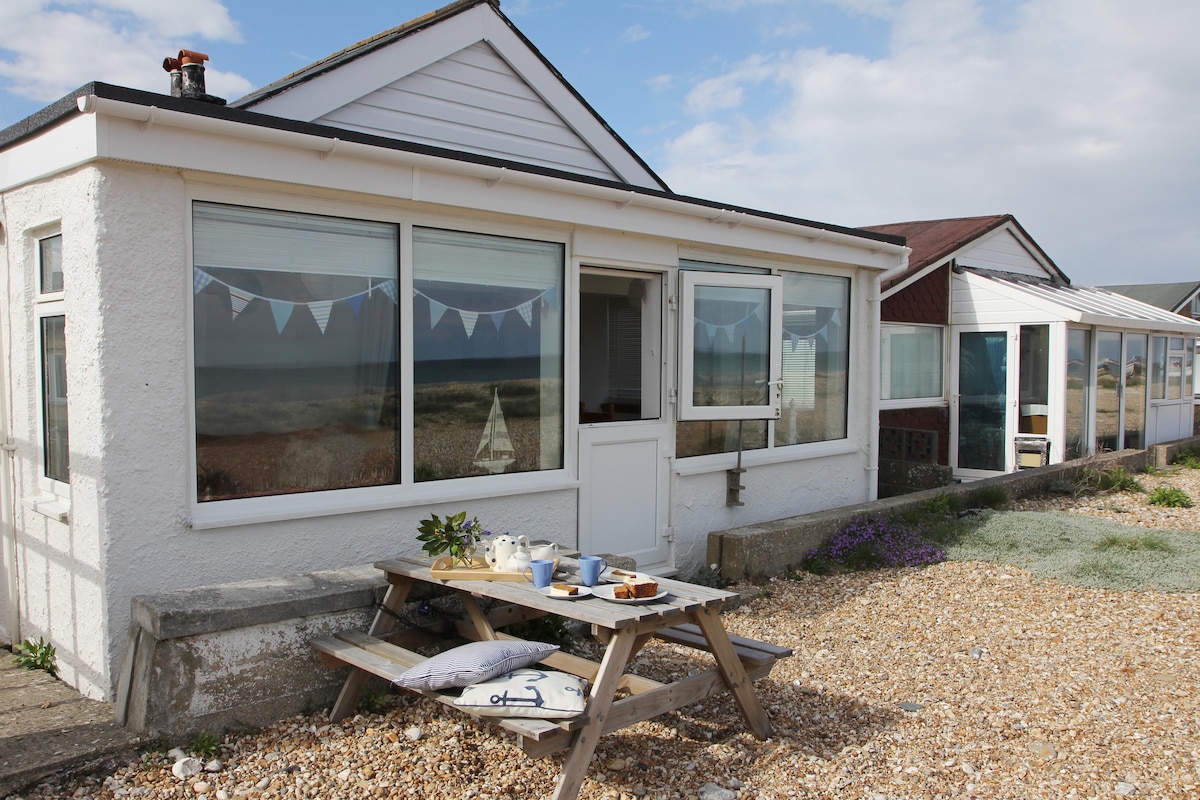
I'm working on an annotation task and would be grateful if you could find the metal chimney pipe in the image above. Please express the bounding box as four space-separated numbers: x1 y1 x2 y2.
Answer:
161 49 226 105
162 56 183 97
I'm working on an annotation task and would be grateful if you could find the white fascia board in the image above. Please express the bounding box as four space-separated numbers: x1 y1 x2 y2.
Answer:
78 95 906 270
1076 313 1200 336
0 115 99 192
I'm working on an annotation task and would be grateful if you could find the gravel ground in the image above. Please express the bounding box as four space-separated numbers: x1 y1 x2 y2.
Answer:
1012 465 1200 531
12 479 1200 800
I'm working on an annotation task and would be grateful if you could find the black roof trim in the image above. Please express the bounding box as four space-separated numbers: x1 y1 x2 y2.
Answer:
1 82 904 249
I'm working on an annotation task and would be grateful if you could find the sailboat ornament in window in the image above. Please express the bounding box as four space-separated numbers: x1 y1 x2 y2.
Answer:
474 389 516 474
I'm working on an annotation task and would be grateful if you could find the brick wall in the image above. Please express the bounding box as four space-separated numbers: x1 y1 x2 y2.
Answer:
883 264 948 324
880 407 950 465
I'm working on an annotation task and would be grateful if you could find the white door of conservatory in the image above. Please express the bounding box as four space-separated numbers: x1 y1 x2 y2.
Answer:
952 326 1016 478
576 269 672 573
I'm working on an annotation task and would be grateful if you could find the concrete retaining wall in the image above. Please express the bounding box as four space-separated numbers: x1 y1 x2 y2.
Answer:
707 440 1200 580
116 566 388 738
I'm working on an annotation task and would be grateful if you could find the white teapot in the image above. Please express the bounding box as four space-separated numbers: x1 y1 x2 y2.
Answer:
485 534 529 572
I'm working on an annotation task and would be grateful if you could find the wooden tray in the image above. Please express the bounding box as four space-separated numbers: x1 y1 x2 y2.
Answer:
430 556 560 582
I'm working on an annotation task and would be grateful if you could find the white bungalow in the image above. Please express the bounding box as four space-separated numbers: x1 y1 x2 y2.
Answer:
870 215 1200 494
0 0 907 700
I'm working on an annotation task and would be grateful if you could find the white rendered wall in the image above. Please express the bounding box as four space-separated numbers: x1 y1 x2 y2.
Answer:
2 167 110 697
4 154 886 699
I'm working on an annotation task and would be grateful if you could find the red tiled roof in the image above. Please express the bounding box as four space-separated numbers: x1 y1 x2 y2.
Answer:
864 215 1012 292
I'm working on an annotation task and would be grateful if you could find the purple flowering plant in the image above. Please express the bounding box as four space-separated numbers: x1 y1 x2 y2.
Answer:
802 514 945 575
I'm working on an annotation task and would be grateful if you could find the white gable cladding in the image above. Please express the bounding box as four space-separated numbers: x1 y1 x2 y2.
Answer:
241 1 664 190
956 229 1049 278
317 43 618 181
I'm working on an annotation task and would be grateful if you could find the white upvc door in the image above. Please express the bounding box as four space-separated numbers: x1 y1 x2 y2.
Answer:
951 325 1018 479
576 268 672 573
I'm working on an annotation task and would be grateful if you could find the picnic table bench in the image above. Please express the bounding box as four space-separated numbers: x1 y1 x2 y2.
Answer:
312 556 791 800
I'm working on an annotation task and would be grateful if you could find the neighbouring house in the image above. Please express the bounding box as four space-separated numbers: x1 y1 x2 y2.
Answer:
1098 281 1200 322
866 215 1200 496
0 0 908 701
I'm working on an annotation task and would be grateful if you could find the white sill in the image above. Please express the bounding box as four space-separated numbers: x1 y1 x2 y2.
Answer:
190 472 580 530
672 439 859 477
25 495 70 523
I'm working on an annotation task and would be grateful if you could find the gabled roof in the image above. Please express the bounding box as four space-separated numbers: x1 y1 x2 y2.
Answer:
231 0 668 191
865 214 1066 294
1097 281 1200 315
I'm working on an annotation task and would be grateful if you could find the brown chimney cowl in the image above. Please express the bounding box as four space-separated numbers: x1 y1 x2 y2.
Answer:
162 48 226 105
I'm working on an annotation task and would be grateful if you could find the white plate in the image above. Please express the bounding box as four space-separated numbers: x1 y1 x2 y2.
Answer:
591 584 670 604
537 585 592 600
599 568 650 583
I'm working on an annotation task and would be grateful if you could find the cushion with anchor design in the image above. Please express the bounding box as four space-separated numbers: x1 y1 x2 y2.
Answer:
454 668 588 718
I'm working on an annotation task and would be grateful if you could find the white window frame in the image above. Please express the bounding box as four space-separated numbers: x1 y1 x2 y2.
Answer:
880 323 946 408
186 189 576 528
32 229 71 518
678 271 783 421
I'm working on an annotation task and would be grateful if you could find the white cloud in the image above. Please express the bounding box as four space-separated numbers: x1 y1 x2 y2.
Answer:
621 24 652 44
0 1 245 103
659 0 1200 284
684 55 773 114
647 73 674 93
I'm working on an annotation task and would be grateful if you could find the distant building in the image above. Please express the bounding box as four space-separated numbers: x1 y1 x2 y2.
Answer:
1098 281 1200 321
866 215 1200 496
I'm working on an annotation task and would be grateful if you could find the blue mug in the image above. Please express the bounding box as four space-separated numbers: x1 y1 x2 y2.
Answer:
523 558 555 589
579 555 608 587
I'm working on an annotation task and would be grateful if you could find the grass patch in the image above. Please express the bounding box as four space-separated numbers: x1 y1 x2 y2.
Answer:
1146 485 1193 508
945 511 1200 591
1077 465 1144 494
1171 447 1200 469
1095 533 1174 554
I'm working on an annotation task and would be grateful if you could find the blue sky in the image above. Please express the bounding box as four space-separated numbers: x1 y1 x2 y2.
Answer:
2 0 1198 287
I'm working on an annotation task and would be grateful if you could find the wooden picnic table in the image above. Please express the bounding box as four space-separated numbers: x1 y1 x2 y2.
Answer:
311 556 791 800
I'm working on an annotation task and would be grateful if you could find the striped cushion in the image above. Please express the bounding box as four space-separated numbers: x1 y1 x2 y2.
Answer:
393 640 559 692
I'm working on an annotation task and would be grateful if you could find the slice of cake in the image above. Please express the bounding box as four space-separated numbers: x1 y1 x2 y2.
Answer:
610 583 633 599
620 574 659 598
548 583 579 597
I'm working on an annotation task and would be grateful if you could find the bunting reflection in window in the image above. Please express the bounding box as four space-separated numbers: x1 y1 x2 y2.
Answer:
192 203 400 500
412 228 564 481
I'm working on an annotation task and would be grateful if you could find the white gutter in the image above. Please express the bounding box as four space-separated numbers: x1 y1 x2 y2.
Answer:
75 95 908 260
865 274 881 501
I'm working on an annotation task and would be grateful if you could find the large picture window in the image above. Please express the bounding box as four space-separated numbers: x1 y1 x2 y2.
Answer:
881 324 943 401
192 203 400 501
412 228 564 481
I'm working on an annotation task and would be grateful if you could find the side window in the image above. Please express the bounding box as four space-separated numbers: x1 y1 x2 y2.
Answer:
36 234 69 488
192 203 400 501
881 324 944 402
776 272 850 446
